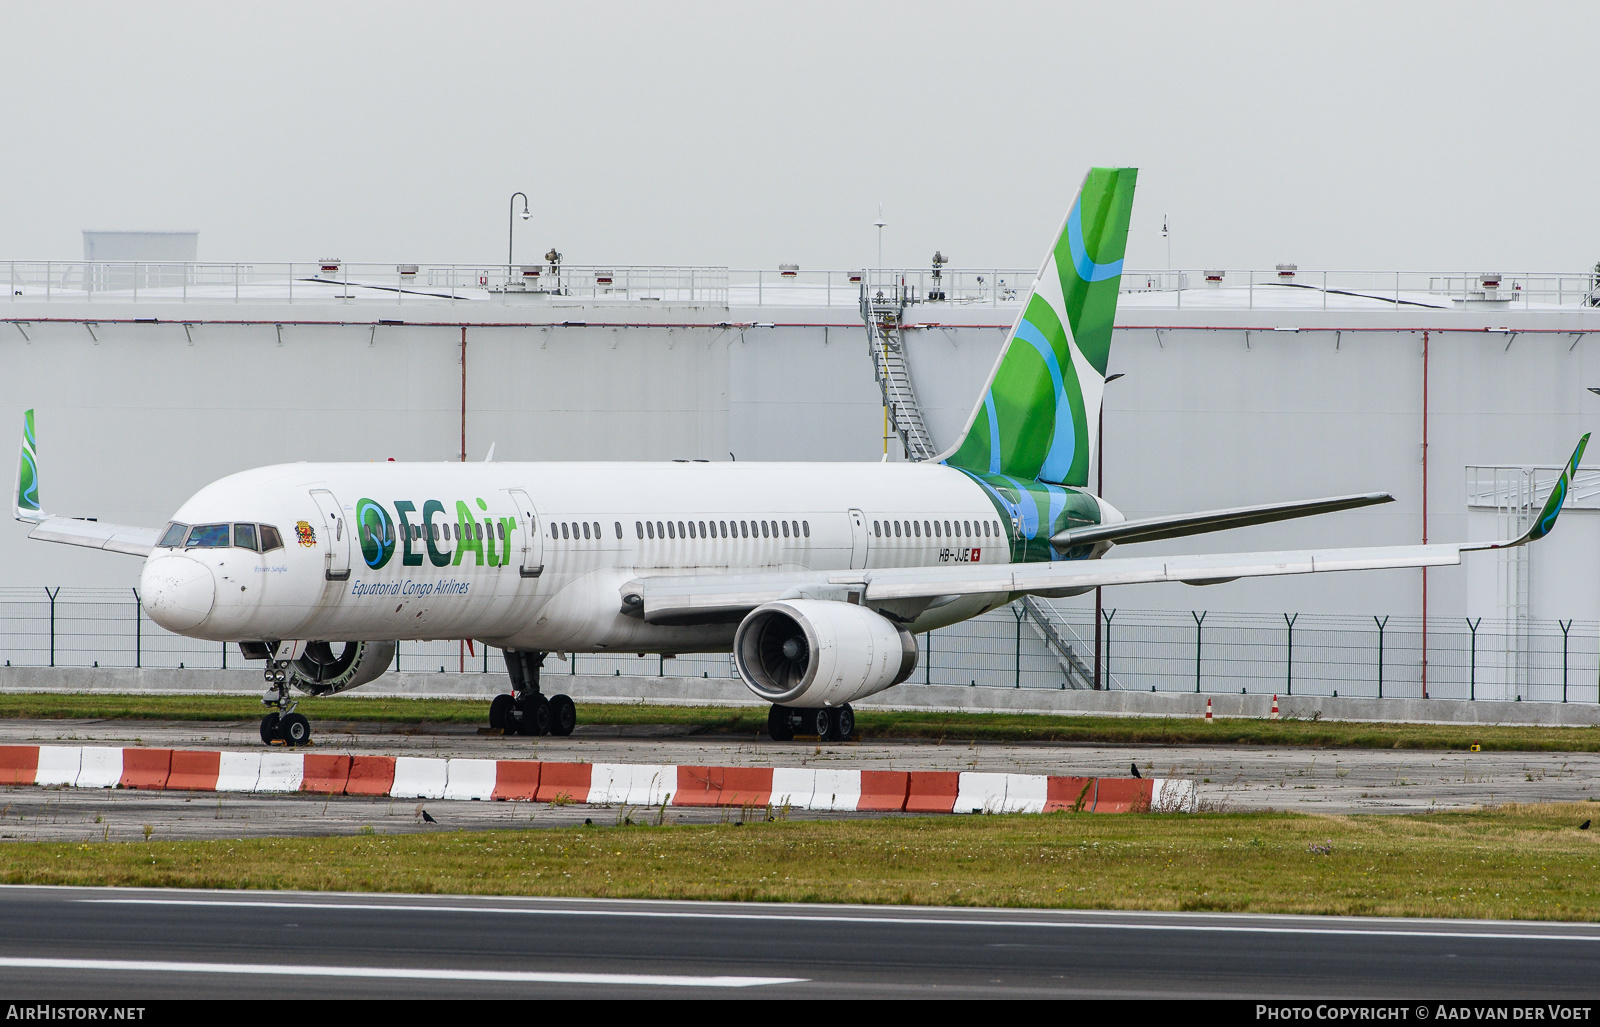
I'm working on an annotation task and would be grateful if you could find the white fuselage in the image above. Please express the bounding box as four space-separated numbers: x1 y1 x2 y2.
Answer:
139 461 1028 653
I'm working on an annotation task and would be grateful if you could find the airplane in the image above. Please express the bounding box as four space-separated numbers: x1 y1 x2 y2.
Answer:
12 167 1588 747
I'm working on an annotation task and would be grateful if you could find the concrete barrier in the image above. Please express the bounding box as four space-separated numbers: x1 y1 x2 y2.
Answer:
905 771 960 814
35 746 82 787
443 759 498 801
76 748 122 789
7 665 1600 728
491 761 542 801
856 771 909 812
534 763 592 804
954 772 1009 814
301 754 351 795
256 752 305 793
345 755 396 796
391 757 448 799
119 748 172 790
0 746 38 786
168 750 221 791
216 752 262 792
1045 776 1093 812
769 768 814 810
591 763 675 807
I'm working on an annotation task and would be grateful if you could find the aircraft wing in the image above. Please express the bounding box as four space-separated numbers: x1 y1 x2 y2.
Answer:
14 409 160 557
25 517 160 557
1050 492 1394 549
634 434 1587 624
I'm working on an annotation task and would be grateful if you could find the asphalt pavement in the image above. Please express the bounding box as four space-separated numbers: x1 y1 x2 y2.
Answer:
1 885 1598 999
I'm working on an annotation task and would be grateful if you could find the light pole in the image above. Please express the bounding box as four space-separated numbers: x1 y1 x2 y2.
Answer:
873 203 886 270
508 192 531 275
1093 372 1126 690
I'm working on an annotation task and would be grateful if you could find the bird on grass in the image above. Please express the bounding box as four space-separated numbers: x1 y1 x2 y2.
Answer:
1581 820 1591 831
1131 763 1142 779
414 804 437 824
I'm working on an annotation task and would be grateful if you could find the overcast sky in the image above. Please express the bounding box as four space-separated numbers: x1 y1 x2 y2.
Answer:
2 2 1595 273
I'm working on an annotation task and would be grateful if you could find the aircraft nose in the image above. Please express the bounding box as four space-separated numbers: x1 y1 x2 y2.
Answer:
141 554 216 632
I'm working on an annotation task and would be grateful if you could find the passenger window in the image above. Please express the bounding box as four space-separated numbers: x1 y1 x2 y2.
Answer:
784 521 792 538
699 521 707 537
636 521 644 539
259 524 283 552
802 520 810 537
560 523 569 540
158 522 188 548
719 520 727 537
667 521 676 539
760 521 768 539
497 522 505 541
741 521 749 538
912 521 921 537
582 522 591 540
186 524 229 548
677 521 685 538
963 521 971 537
657 521 665 538
616 522 623 539
593 522 601 539
232 523 259 551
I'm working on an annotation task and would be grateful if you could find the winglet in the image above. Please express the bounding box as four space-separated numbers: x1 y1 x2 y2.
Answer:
1472 433 1589 551
15 408 41 524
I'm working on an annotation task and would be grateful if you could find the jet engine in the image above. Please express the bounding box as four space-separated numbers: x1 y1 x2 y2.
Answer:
288 640 396 696
733 599 918 708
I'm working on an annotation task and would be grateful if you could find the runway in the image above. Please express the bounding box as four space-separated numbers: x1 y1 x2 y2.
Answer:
2 885 1598 998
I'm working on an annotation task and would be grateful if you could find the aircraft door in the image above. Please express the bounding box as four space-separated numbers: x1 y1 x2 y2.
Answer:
848 508 869 570
507 488 544 578
308 489 351 581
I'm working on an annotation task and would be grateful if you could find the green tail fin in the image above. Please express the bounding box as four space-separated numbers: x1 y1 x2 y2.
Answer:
943 167 1137 486
15 408 40 522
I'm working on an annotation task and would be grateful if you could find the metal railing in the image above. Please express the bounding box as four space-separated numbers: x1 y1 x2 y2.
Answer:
3 262 728 307
14 261 1594 311
0 589 1594 703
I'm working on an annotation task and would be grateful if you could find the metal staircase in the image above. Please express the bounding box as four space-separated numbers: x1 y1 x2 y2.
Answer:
1021 596 1096 690
860 275 938 461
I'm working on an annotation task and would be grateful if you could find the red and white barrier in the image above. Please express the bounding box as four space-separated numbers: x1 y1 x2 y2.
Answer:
0 744 1196 815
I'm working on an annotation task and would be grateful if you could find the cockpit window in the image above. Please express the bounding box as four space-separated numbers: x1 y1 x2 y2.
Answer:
186 524 230 548
157 522 188 548
259 524 284 552
233 523 259 551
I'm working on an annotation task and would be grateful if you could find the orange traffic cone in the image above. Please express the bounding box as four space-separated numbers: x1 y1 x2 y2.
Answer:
1205 697 1213 722
1271 694 1280 719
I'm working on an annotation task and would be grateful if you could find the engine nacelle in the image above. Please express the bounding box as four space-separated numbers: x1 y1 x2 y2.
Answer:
733 599 918 708
289 640 396 696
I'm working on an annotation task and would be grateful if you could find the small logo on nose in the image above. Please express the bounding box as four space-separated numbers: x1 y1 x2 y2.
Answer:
295 521 317 547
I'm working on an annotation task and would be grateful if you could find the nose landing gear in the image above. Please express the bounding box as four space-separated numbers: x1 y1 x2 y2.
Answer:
496 650 577 737
259 659 313 747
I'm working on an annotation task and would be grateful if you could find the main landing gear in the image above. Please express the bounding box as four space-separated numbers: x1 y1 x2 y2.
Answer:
491 650 577 737
260 659 312 747
767 703 855 743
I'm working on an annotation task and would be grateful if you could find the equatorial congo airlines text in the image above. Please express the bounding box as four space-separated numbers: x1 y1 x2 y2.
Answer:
350 578 471 598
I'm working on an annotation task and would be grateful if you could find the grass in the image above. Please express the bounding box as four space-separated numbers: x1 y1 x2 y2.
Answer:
0 692 1597 752
4 804 1600 920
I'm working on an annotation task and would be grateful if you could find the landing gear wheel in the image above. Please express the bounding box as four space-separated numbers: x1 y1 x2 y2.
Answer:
516 694 550 736
831 704 855 741
488 693 514 731
808 707 834 741
259 713 281 745
767 704 795 742
281 712 311 747
548 694 577 737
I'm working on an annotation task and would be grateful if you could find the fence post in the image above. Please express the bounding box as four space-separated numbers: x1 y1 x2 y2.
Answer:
1285 613 1297 696
1560 619 1573 703
221 641 227 670
132 588 141 669
44 587 59 668
1103 608 1116 689
1467 617 1480 701
925 631 931 686
1192 611 1206 693
1374 615 1389 698
1012 603 1023 688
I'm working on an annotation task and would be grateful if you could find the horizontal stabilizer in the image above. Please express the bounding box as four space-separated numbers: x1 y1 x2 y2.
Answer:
1050 492 1394 550
27 517 159 557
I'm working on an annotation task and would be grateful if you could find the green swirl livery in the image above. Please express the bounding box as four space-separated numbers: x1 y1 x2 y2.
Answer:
941 167 1137 561
356 498 396 569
